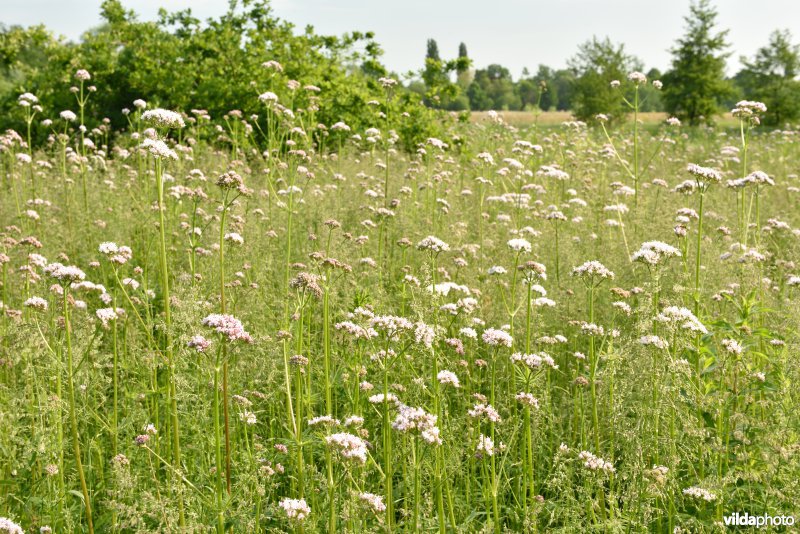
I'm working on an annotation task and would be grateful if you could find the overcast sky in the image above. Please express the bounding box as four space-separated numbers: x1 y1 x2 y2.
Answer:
3 0 797 78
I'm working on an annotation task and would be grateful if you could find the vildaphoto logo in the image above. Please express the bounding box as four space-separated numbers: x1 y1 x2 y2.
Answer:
723 512 795 528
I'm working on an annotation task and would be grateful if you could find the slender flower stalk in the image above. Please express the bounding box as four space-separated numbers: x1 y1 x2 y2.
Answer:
48 267 94 534
140 116 187 526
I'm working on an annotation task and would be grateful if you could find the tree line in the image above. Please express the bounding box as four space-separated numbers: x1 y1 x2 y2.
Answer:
1 0 798 137
0 0 446 149
417 0 800 126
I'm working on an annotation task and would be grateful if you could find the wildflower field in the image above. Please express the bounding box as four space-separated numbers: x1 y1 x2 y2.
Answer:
2 70 800 534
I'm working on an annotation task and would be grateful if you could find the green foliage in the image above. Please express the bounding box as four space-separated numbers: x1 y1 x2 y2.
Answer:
0 0 441 150
456 42 472 89
2 100 800 533
515 78 540 110
528 65 576 111
457 42 468 62
662 0 733 125
635 68 665 112
736 30 800 126
421 40 470 111
467 64 521 111
569 37 642 122
426 38 441 62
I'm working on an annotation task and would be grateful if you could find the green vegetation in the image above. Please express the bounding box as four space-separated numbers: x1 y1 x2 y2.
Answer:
662 0 733 125
0 0 444 149
1 2 800 533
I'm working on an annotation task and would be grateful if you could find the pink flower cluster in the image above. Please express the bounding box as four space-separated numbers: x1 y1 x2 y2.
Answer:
201 314 253 343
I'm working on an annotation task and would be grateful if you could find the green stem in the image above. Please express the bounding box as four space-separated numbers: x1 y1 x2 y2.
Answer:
155 156 185 526
63 288 94 533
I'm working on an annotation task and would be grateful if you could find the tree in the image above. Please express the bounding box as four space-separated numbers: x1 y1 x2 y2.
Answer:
466 80 492 110
426 38 441 62
422 39 469 110
0 0 444 149
456 42 473 87
457 42 468 64
568 37 641 122
662 0 732 125
516 78 539 110
529 65 575 111
467 64 520 111
736 30 800 126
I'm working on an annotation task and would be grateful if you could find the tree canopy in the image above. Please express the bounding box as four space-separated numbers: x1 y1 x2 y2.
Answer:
0 0 443 148
662 0 732 125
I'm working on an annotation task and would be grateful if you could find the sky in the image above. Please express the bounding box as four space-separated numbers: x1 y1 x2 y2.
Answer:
2 0 798 78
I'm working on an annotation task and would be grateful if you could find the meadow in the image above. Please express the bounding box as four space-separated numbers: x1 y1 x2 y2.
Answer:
469 111 740 129
1 72 799 534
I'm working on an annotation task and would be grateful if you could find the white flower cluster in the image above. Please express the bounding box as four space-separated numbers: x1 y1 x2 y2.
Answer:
96 308 122 328
437 370 460 387
546 210 567 221
721 338 743 355
726 170 774 189
515 392 539 408
476 434 494 456
370 315 413 338
44 262 86 282
98 242 133 265
578 451 615 473
414 321 435 347
140 138 178 160
537 165 570 181
507 238 532 253
612 301 631 315
627 71 647 84
631 241 682 265
334 321 377 340
639 335 669 350
201 314 253 343
258 91 279 104
308 415 340 427
510 352 558 370
460 327 478 339
571 260 615 280
18 92 38 106
687 163 722 183
476 151 494 165
368 393 399 405
22 296 48 312
392 404 441 445
417 235 450 252
580 322 605 337
141 108 185 129
682 486 717 502
358 492 386 513
731 100 766 117
279 497 311 522
439 296 478 316
656 306 708 335
427 281 470 296
467 403 502 423
426 137 448 150
482 328 513 347
224 232 244 245
0 517 23 534
604 203 629 215
325 432 368 464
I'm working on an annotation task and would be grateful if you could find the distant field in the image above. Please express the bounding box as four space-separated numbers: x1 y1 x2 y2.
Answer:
470 110 737 127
